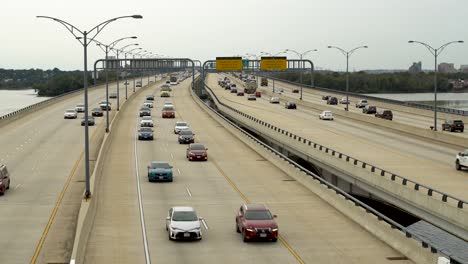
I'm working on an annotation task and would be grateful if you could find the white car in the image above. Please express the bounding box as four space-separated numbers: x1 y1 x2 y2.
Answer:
166 206 203 240
174 121 189 134
356 99 368 108
340 97 350 104
64 109 78 119
270 97 280 104
274 88 283 94
140 117 154 127
247 94 256 101
319 111 334 120
455 149 468 170
143 101 153 108
75 104 85 113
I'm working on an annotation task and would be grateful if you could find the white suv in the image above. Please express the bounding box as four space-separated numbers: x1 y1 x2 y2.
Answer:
355 99 368 108
455 149 468 170
64 109 78 119
166 206 203 240
174 121 189 134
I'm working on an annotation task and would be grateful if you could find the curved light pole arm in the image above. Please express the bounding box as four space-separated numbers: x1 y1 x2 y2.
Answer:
409 41 436 55
348 45 368 57
109 36 137 49
87 15 142 42
285 49 301 57
438 40 464 54
36 16 84 45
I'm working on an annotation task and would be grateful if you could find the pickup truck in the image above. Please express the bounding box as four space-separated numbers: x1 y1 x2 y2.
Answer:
442 120 464 132
455 149 468 170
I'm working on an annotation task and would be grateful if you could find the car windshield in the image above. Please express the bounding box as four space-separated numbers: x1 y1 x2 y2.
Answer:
92 108 101 111
172 211 198 221
454 120 463 124
190 144 205 150
66 110 75 113
244 210 273 220
176 122 188 127
151 162 171 169
163 106 174 111
82 116 93 119
324 111 331 115
77 105 84 107
139 128 152 132
180 130 193 135
140 108 150 111
361 100 367 103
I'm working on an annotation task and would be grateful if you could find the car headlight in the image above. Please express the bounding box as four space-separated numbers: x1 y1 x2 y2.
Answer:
271 228 278 232
246 227 254 232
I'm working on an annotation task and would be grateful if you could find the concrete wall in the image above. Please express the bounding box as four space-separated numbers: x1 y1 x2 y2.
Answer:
191 86 441 264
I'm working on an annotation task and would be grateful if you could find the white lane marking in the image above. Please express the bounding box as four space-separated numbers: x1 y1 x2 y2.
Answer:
186 187 192 197
201 219 209 230
170 153 174 160
177 169 181 175
14 184 21 190
134 116 151 264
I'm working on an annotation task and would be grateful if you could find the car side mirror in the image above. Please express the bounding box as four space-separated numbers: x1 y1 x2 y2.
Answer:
147 166 150 169
273 214 278 218
459 152 464 156
169 166 173 168
198 217 204 221
206 148 208 150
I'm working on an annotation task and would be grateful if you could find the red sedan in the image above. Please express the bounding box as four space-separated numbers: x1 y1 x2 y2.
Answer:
162 106 175 118
236 203 278 242
186 144 208 161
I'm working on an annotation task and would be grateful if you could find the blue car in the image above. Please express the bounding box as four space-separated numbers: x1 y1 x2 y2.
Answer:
147 162 173 182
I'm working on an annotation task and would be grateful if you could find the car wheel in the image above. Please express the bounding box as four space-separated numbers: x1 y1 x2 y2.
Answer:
7 180 10 189
272 238 278 242
456 160 462 170
168 233 173 241
236 222 240 233
242 230 248 242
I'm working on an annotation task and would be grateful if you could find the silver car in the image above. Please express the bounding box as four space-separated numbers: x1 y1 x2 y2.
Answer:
166 206 203 240
64 109 78 119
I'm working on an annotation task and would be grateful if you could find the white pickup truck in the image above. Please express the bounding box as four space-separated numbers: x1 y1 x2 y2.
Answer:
455 149 468 170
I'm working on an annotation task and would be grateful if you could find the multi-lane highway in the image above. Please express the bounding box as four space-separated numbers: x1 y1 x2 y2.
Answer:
0 77 153 264
208 74 468 201
83 77 413 263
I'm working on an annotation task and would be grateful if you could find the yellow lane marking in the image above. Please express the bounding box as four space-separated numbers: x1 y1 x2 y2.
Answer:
211 159 305 264
31 150 84 264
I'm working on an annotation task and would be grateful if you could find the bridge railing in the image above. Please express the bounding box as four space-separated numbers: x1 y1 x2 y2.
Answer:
195 78 464 263
256 74 468 116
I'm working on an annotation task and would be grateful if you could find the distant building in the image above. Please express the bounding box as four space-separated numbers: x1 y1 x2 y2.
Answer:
408 61 422 74
460 65 468 73
438 63 457 74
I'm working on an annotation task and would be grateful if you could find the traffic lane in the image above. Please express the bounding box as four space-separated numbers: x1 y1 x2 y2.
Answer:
209 74 468 201
169 80 412 263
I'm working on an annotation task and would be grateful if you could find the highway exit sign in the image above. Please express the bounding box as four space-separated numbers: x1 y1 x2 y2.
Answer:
216 57 243 71
260 57 287 71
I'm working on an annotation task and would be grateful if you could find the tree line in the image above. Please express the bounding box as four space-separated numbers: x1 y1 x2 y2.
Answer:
273 71 468 93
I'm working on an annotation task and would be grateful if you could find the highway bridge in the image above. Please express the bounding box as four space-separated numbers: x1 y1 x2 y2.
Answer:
0 70 466 264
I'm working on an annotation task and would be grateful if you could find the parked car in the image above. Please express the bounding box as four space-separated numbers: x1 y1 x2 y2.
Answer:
139 107 151 117
160 91 171 97
162 106 175 118
355 99 368 108
319 111 334 120
237 90 244 96
270 97 280 104
327 97 338 105
255 91 261 98
138 127 154 140
109 93 117 99
339 97 350 104
455 149 468 170
230 88 238 93
64 109 78 119
0 164 11 195
285 102 296 109
247 94 256 101
442 120 464 132
75 104 85 112
143 101 153 108
80 116 95 126
147 161 173 182
146 95 155 101
140 116 154 127
186 144 208 161
166 206 202 240
375 110 393 120
292 88 299 93
236 203 278 242
362 105 377 114
322 95 330 100
91 108 103 117
178 130 195 144
174 121 189 134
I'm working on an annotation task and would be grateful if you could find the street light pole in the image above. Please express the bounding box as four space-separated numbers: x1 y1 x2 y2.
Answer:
37 14 143 198
327 45 368 111
94 36 137 133
113 43 138 109
285 49 318 100
125 47 143 93
408 40 464 131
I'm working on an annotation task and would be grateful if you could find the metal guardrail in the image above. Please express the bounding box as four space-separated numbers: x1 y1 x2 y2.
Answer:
195 79 464 263
257 74 468 117
0 83 102 121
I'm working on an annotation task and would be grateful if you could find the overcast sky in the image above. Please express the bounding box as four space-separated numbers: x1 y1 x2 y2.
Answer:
1 0 466 71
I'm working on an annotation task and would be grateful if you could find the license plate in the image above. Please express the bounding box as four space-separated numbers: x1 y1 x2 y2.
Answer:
260 233 267 238
159 176 163 179
197 156 201 158
184 233 190 237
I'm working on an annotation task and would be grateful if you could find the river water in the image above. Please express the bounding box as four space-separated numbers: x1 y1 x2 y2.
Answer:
0 89 50 116
365 92 468 111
